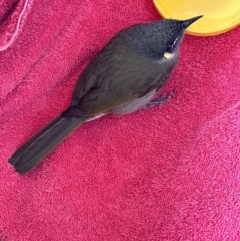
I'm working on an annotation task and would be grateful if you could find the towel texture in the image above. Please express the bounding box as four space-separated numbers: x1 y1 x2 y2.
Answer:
0 0 240 240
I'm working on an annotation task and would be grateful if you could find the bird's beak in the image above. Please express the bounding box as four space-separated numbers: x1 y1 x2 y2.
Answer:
182 15 203 29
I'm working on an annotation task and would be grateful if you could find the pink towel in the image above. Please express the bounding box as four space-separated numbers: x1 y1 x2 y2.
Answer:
1 0 240 240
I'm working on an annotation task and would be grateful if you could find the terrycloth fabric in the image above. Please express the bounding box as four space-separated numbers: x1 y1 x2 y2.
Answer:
0 0 240 240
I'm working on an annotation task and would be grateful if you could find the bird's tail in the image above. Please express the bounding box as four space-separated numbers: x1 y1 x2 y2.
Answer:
9 107 87 173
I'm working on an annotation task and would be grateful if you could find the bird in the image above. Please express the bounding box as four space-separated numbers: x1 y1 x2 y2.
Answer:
8 15 203 173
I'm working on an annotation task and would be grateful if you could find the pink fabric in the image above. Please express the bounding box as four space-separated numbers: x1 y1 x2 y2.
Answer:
1 0 240 240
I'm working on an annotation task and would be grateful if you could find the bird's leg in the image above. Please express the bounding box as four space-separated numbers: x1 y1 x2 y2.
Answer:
146 91 174 108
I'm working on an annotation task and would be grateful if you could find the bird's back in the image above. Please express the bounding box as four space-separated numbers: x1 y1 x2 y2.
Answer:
71 24 179 116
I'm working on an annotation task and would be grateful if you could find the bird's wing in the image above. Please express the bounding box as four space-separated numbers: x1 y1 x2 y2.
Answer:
71 42 170 116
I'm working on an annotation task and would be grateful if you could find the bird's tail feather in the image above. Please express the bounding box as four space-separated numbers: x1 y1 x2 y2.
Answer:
9 109 86 173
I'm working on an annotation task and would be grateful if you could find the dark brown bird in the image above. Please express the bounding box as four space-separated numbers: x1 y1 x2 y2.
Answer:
9 16 203 173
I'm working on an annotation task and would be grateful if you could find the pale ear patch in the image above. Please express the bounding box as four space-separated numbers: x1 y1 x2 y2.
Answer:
164 52 174 59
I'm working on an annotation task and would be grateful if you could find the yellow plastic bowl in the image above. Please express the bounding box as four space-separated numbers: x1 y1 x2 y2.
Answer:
153 0 240 36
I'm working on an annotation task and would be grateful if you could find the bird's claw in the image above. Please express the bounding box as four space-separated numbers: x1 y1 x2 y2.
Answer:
147 90 174 108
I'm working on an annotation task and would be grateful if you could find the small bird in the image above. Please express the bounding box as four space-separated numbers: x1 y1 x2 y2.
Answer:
9 15 203 173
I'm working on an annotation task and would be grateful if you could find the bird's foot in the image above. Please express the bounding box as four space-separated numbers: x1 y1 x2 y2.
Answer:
146 90 174 108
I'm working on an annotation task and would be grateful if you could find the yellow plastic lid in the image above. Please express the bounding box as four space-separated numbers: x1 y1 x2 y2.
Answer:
153 0 240 36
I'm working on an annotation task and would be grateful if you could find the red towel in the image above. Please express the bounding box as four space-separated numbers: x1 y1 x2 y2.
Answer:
1 0 240 240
